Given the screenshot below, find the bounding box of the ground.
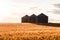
[0,23,60,40]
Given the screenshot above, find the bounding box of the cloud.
[53,4,60,14]
[53,10,60,14]
[48,9,60,14]
[54,4,60,8]
[29,7,41,10]
[48,4,60,14]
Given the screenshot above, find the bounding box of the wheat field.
[0,23,60,40]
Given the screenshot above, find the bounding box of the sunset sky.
[0,0,60,23]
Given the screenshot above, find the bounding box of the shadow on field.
[33,23,60,27]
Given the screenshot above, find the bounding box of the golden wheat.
[0,23,59,40]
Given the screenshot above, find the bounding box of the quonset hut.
[37,13,48,23]
[22,15,29,23]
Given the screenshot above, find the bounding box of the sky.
[0,0,60,23]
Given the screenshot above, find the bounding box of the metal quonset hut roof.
[37,13,48,23]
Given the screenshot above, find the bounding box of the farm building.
[37,13,48,23]
[29,14,37,23]
[22,15,30,23]
[21,13,48,23]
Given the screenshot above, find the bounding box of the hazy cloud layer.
[48,9,60,14]
[54,4,60,8]
[48,4,60,14]
[53,4,60,14]
[0,0,60,23]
